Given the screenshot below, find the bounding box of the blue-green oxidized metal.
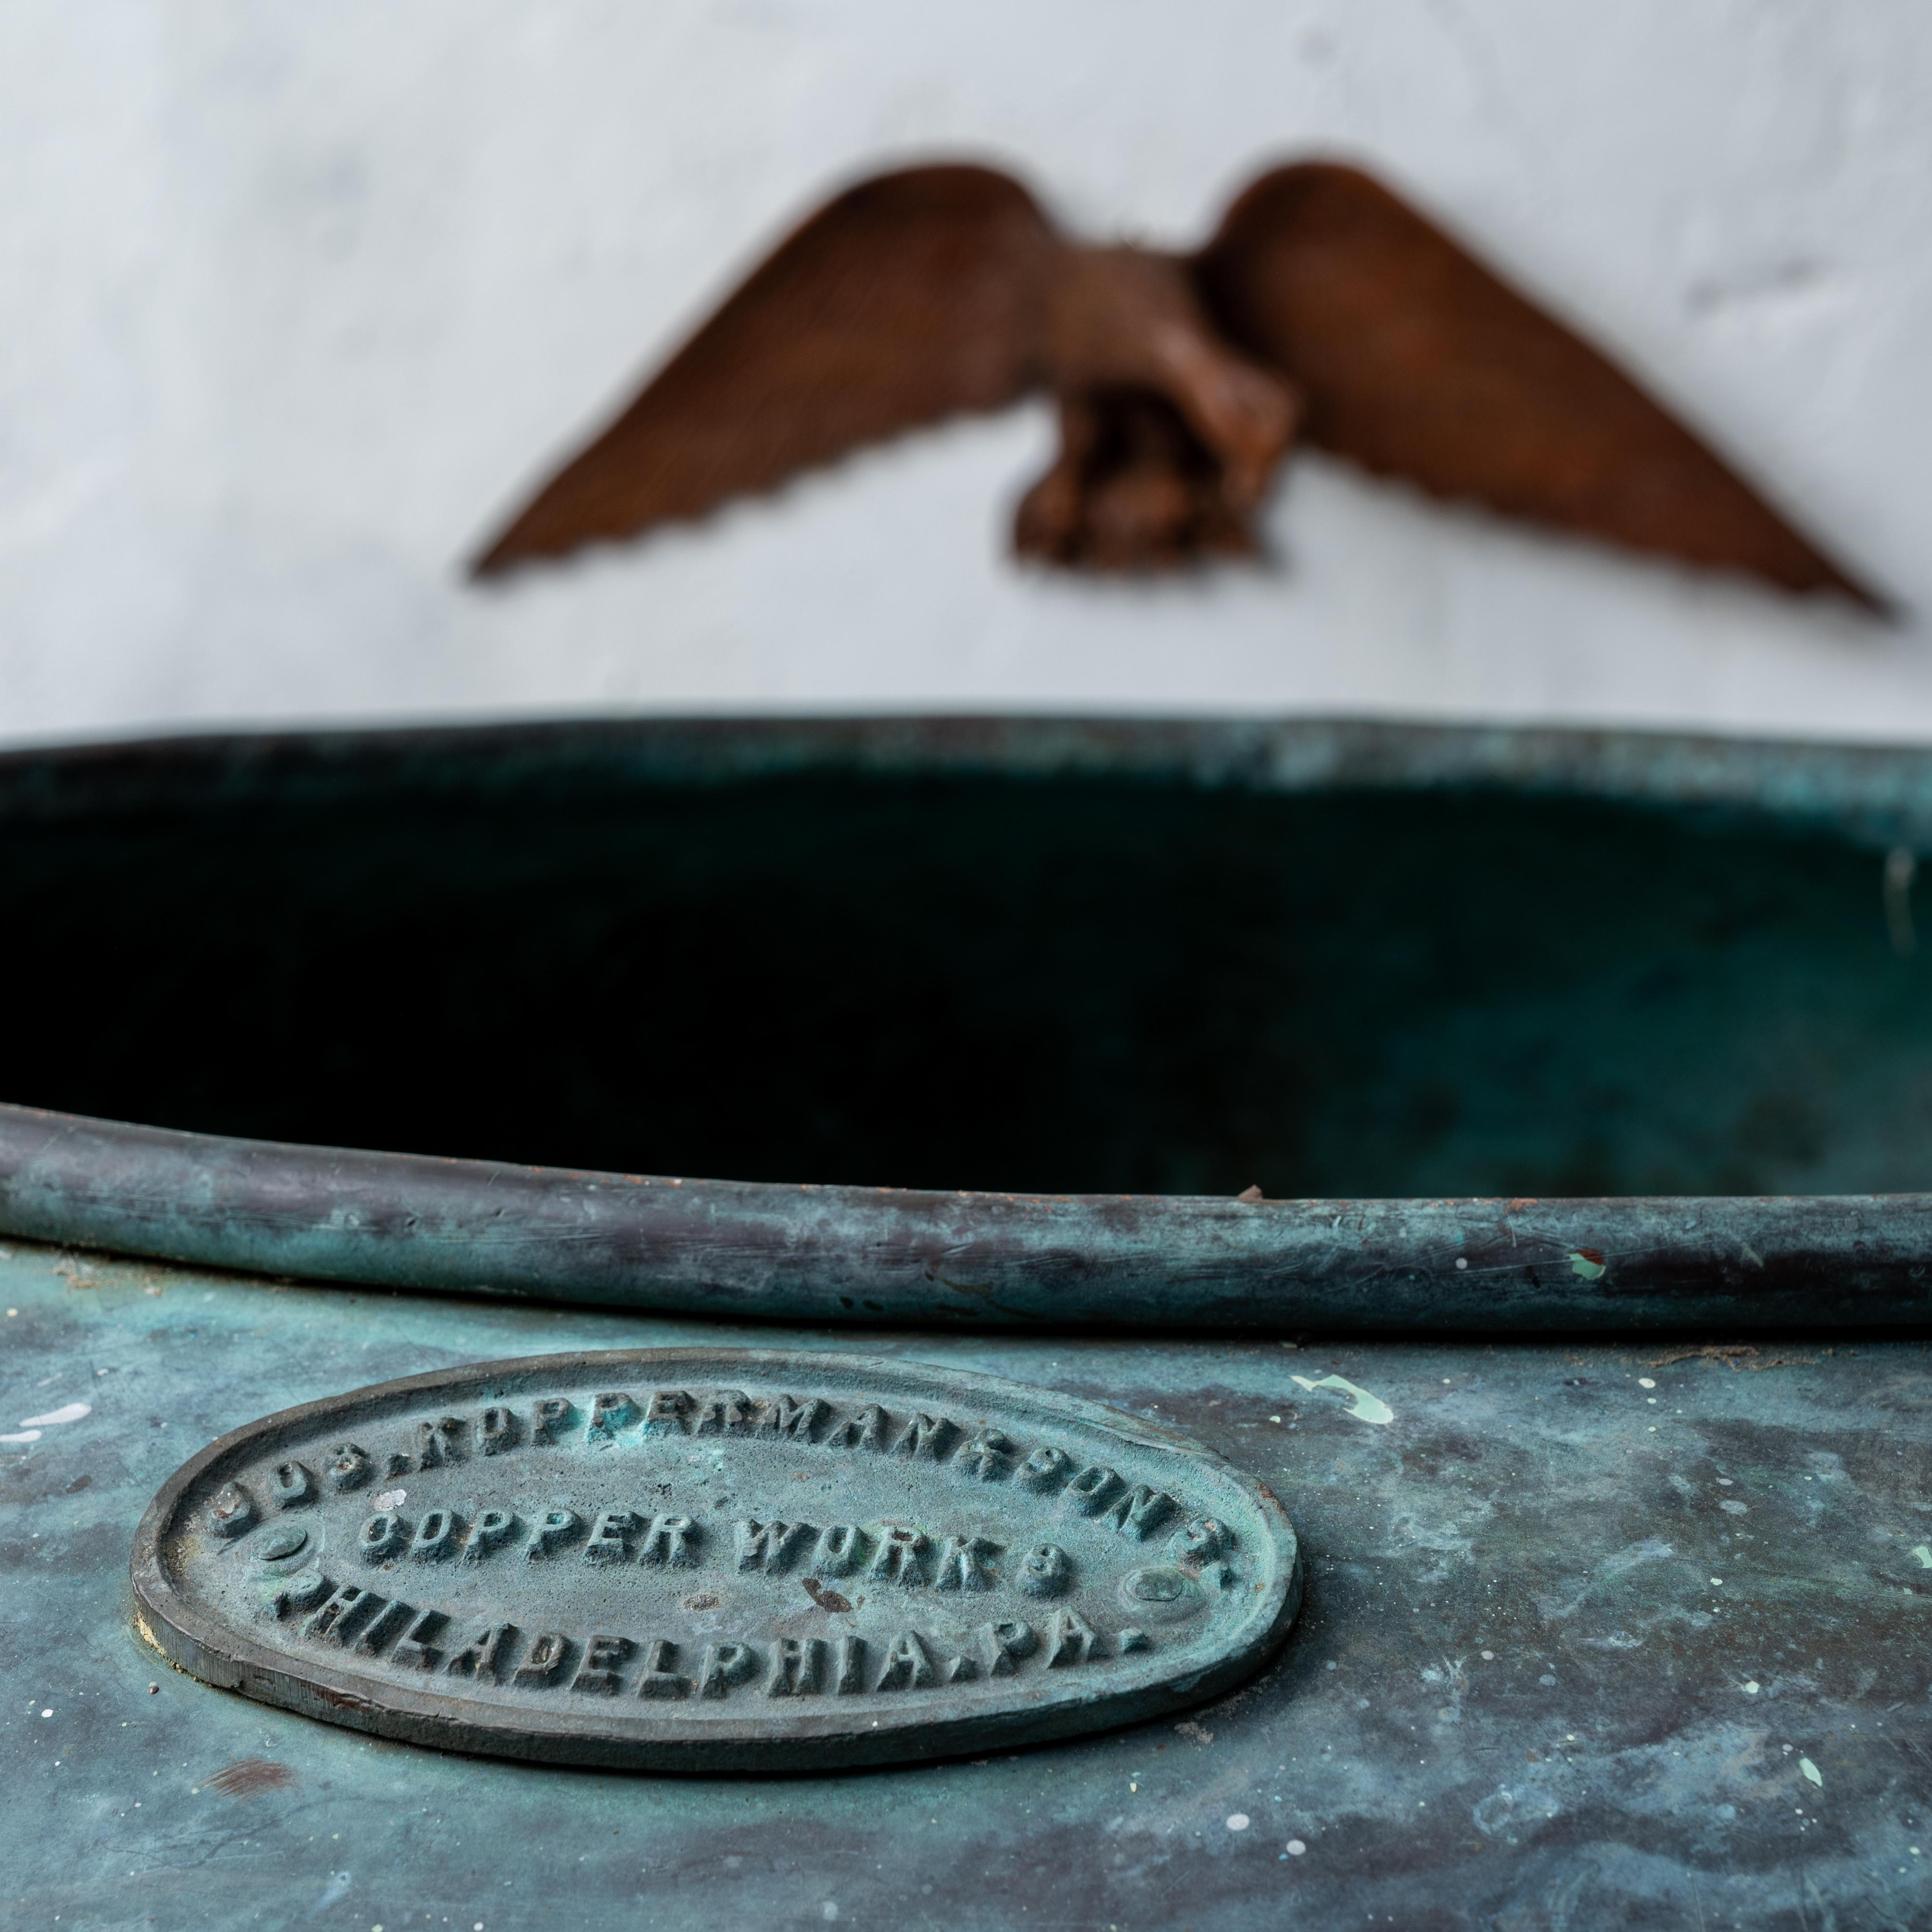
[6,1104,1932,1330]
[7,1244,1925,1929]
[3,713,1932,1330]
[0,710,1922,1927]
[133,1347,1300,1768]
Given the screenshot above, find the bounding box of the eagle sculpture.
[471,160,1870,603]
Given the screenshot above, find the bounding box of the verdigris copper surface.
[7,714,1932,1326]
[4,1245,1926,1928]
[8,1103,1932,1329]
[1,713,1924,1929]
[133,1348,1299,1767]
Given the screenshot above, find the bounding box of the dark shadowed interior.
[1,725,1925,1198]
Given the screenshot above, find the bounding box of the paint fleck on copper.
[205,1757,295,1798]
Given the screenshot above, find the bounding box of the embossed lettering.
[875,1629,935,1691]
[268,1461,316,1509]
[583,1509,639,1564]
[1044,1607,1101,1667]
[477,1407,520,1456]
[981,1615,1043,1677]
[269,1569,332,1618]
[571,1634,632,1695]
[513,1631,571,1687]
[735,1519,813,1575]
[1100,1485,1174,1540]
[304,1583,381,1644]
[832,1636,866,1693]
[1017,1542,1071,1598]
[587,1393,640,1443]
[445,1624,516,1682]
[636,1513,699,1568]
[523,1508,582,1560]
[324,1443,373,1491]
[956,1428,1017,1481]
[979,1619,1037,1676]
[814,1525,867,1576]
[868,1526,930,1587]
[757,1394,828,1442]
[354,1598,415,1655]
[765,1636,823,1696]
[532,1397,575,1443]
[1064,1465,1123,1516]
[697,1643,758,1697]
[935,1535,998,1592]
[643,1389,691,1434]
[207,1482,255,1538]
[463,1508,517,1562]
[408,1510,460,1563]
[413,1418,463,1468]
[893,1413,958,1462]
[161,1357,1273,1754]
[1169,1516,1233,1568]
[391,1608,446,1669]
[1017,1446,1073,1492]
[693,1390,753,1435]
[636,1638,688,1699]
[358,1511,407,1562]
[826,1404,889,1452]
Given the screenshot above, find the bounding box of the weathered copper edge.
[12,1102,1932,1333]
[6,712,1932,851]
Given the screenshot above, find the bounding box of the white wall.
[3,2,1929,748]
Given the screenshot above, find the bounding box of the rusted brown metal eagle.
[471,160,1870,602]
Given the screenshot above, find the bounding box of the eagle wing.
[472,165,1056,575]
[1193,162,1873,603]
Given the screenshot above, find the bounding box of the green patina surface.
[4,1242,1927,1930]
[4,716,1932,1327]
[1,716,1930,1923]
[4,714,1932,1202]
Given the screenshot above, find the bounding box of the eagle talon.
[1016,390,1268,571]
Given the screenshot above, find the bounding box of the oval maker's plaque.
[132,1349,1301,1769]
